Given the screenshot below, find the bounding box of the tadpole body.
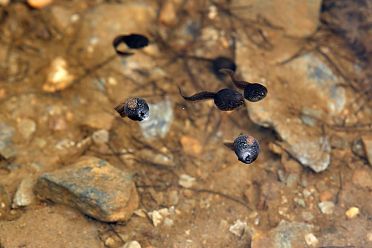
[220,69,267,102]
[211,56,237,79]
[113,34,149,56]
[225,134,260,164]
[114,97,150,121]
[179,87,244,111]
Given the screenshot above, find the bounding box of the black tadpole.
[112,34,149,56]
[219,69,267,102]
[224,134,260,164]
[179,87,244,111]
[211,56,237,79]
[114,97,150,121]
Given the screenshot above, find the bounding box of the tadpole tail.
[178,86,216,101]
[114,103,127,117]
[219,68,248,90]
[223,142,235,151]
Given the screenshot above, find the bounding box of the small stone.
[268,142,283,155]
[92,129,109,144]
[180,136,202,156]
[17,118,36,140]
[304,233,319,247]
[345,207,359,219]
[352,168,372,190]
[318,201,335,215]
[104,237,119,248]
[301,211,314,222]
[293,197,306,208]
[28,0,53,9]
[12,177,35,208]
[83,112,114,130]
[352,138,365,158]
[178,174,196,188]
[229,219,249,237]
[0,122,17,159]
[123,240,141,248]
[362,136,372,167]
[148,210,163,227]
[34,156,139,222]
[42,57,75,92]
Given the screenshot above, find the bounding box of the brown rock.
[159,0,178,26]
[83,112,114,130]
[352,168,372,190]
[34,156,139,222]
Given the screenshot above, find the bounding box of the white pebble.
[304,233,319,247]
[318,201,335,215]
[178,174,196,188]
[229,219,248,237]
[92,129,109,144]
[122,240,141,248]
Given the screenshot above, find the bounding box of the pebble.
[318,201,335,215]
[148,209,164,227]
[34,156,139,222]
[28,0,53,9]
[17,118,37,140]
[352,138,365,158]
[304,233,319,247]
[12,177,35,208]
[0,122,17,159]
[139,100,173,140]
[286,173,299,188]
[367,232,372,242]
[92,129,110,145]
[42,57,75,92]
[178,174,196,189]
[352,168,372,190]
[123,241,141,248]
[229,219,249,237]
[293,197,306,208]
[345,207,359,219]
[362,136,372,166]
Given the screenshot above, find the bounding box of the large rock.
[252,221,314,248]
[232,0,322,38]
[34,156,139,222]
[237,38,348,172]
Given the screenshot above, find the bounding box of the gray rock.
[238,51,348,172]
[34,156,139,222]
[139,99,173,140]
[0,122,17,159]
[318,201,335,215]
[12,177,36,208]
[252,220,313,248]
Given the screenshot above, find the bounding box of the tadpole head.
[233,135,260,164]
[115,97,150,121]
[211,56,237,80]
[244,83,267,102]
